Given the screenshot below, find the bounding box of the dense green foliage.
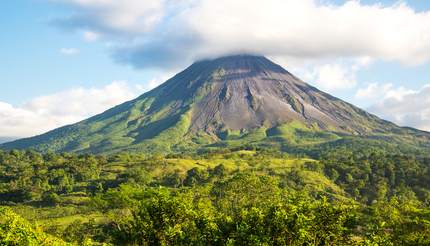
[0,207,67,245]
[0,148,430,245]
[320,149,430,204]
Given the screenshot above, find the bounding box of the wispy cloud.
[83,30,100,42]
[60,47,80,55]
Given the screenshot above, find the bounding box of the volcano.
[2,55,429,153]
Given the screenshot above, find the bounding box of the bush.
[0,207,66,245]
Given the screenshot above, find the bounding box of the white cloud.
[355,83,414,101]
[60,47,80,55]
[305,62,357,92]
[317,64,356,91]
[55,0,430,69]
[356,83,389,100]
[83,30,100,41]
[357,83,430,131]
[0,81,149,139]
[289,57,371,92]
[58,0,167,34]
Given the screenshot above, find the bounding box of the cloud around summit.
[56,0,430,70]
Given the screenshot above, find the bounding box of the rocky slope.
[2,55,428,153]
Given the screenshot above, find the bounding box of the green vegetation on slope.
[0,207,67,245]
[3,55,430,155]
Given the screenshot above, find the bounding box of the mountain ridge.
[2,55,429,153]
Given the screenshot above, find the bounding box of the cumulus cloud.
[355,83,414,101]
[314,63,357,91]
[285,57,371,92]
[356,83,430,131]
[0,81,149,139]
[60,47,80,55]
[55,0,168,34]
[54,0,430,71]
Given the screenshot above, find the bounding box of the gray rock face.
[2,55,426,153]
[149,55,396,135]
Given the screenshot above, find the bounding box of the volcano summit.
[2,55,429,153]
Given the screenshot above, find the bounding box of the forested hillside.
[1,147,430,245]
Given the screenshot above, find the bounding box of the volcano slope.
[2,55,429,153]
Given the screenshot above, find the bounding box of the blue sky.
[1,0,430,139]
[1,1,157,104]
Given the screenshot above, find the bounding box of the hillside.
[2,55,429,153]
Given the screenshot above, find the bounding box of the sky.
[1,0,430,141]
